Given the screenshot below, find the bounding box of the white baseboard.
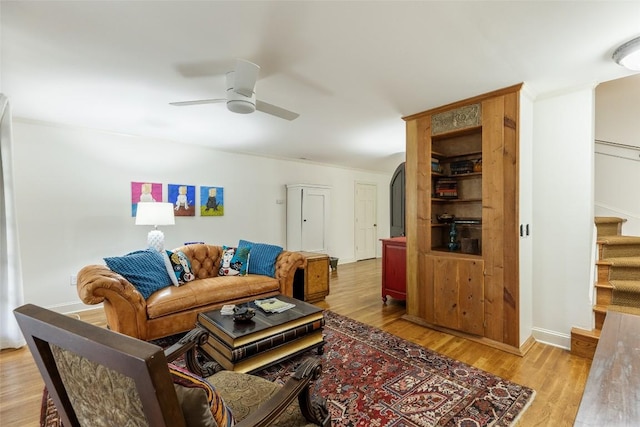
[532,327,571,350]
[46,301,102,315]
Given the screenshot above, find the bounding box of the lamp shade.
[613,36,640,71]
[135,202,175,227]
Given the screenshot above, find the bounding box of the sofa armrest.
[77,265,149,339]
[274,251,306,297]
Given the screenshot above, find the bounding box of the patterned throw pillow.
[247,243,283,278]
[219,246,240,276]
[104,249,171,299]
[169,363,236,427]
[166,250,195,285]
[230,240,253,276]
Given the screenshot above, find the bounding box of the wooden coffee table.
[197,295,325,373]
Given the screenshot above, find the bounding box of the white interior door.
[355,182,377,260]
[302,188,328,252]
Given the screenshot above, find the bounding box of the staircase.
[571,217,640,359]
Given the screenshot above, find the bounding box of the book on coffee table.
[205,316,324,362]
[197,295,325,373]
[255,297,296,313]
[201,330,324,372]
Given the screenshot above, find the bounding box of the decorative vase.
[448,222,460,251]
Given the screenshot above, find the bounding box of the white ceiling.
[2,1,639,172]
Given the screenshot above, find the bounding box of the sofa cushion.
[230,240,252,276]
[248,243,283,278]
[166,249,196,285]
[146,275,280,319]
[162,251,180,287]
[104,249,171,299]
[219,246,240,276]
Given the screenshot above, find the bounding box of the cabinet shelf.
[430,248,483,259]
[433,172,482,179]
[432,198,482,203]
[432,125,482,141]
[432,223,482,228]
[438,151,482,163]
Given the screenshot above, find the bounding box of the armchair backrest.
[14,304,186,427]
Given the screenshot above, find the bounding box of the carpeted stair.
[571,217,640,359]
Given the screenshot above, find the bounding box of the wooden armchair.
[14,304,330,427]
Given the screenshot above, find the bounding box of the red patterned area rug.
[256,311,535,426]
[41,311,535,426]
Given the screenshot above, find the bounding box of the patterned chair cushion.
[206,370,315,427]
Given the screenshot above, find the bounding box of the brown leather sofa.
[77,243,306,341]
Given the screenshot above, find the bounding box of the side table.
[293,252,330,302]
[381,237,406,302]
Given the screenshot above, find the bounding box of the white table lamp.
[135,202,175,252]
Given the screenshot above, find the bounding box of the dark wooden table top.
[574,310,640,426]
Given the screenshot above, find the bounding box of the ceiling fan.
[169,59,299,121]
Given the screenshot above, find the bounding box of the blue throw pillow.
[230,240,253,276]
[104,249,172,299]
[248,243,283,278]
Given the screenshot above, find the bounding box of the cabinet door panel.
[302,191,327,252]
[433,257,484,335]
[307,257,329,297]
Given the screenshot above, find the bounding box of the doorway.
[355,182,377,260]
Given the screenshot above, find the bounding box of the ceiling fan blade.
[256,100,300,121]
[233,59,260,97]
[169,98,226,107]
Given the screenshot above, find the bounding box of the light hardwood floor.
[0,258,591,426]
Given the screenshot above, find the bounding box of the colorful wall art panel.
[168,184,196,217]
[200,186,224,216]
[131,181,162,216]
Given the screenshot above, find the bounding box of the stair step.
[595,216,626,225]
[595,216,626,238]
[608,305,640,316]
[595,304,640,315]
[598,236,640,258]
[570,327,601,359]
[611,280,640,293]
[611,280,640,309]
[597,257,640,281]
[595,282,613,305]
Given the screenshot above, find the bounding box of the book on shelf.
[197,308,324,348]
[255,297,295,313]
[200,330,325,373]
[206,317,324,362]
[450,160,474,174]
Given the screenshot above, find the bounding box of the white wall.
[594,74,640,236]
[531,87,596,348]
[518,88,534,347]
[12,120,392,313]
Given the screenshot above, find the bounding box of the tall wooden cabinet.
[403,84,533,355]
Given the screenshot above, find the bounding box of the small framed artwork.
[131,182,162,216]
[168,184,196,217]
[200,186,224,216]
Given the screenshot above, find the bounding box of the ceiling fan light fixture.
[612,36,640,71]
[227,99,256,114]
